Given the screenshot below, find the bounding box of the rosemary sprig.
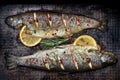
[40,38,69,47]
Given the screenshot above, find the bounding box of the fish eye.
[10,18,13,21]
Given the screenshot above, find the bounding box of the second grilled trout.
[6,11,102,38]
[6,45,117,72]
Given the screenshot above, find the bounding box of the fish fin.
[5,53,18,70]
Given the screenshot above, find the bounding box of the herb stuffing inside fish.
[5,11,102,38]
[5,45,117,72]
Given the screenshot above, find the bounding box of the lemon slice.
[73,35,97,47]
[19,25,42,47]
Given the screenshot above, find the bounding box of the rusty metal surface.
[0,5,120,80]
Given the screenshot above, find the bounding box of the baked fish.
[6,45,117,72]
[5,11,102,38]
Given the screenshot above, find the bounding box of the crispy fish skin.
[6,45,117,72]
[5,11,102,38]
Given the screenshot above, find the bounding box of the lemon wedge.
[19,25,42,47]
[73,35,97,47]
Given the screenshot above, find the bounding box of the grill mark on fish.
[45,63,50,70]
[86,57,92,69]
[62,14,67,28]
[62,14,71,37]
[47,13,52,27]
[84,52,93,69]
[74,52,82,70]
[88,62,92,69]
[33,12,39,27]
[71,54,78,70]
[57,56,64,70]
[70,47,78,70]
[76,16,80,25]
[42,56,50,70]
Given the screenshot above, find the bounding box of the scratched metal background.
[0,5,120,80]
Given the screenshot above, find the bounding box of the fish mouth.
[101,52,118,66]
[111,55,118,64]
[5,16,23,29]
[109,52,118,64]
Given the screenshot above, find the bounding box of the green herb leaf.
[40,38,69,47]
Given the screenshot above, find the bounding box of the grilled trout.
[6,45,117,72]
[5,11,102,38]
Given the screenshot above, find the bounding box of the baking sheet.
[0,5,120,80]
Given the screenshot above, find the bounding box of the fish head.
[101,51,117,65]
[5,15,23,29]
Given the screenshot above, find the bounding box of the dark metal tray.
[0,5,120,80]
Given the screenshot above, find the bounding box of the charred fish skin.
[5,11,101,38]
[6,45,117,72]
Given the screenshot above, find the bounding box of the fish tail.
[5,53,19,70]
